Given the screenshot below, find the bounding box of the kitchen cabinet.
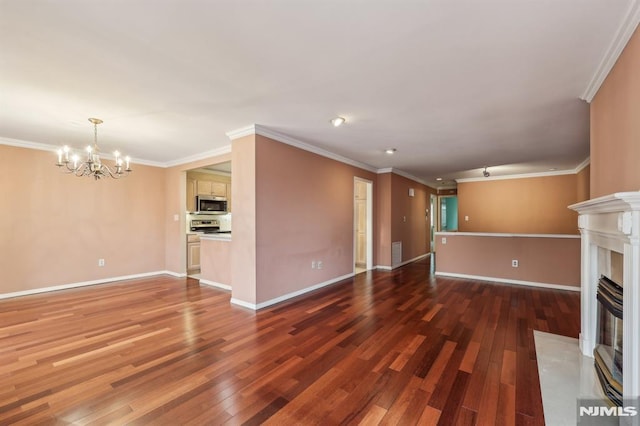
[187,234,201,273]
[197,180,227,197]
[226,183,232,213]
[186,177,197,212]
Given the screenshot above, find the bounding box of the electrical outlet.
[98,258,105,267]
[512,259,518,267]
[403,216,407,223]
[311,260,316,269]
[442,237,447,244]
[465,215,469,221]
[317,261,323,269]
[173,214,179,222]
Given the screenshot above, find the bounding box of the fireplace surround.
[570,192,640,424]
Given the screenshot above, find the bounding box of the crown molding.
[0,136,165,167]
[163,144,231,168]
[575,156,590,173]
[581,0,640,102]
[231,124,379,173]
[226,125,256,141]
[376,167,430,186]
[456,168,580,183]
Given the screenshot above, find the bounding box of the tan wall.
[389,173,433,263]
[252,135,377,304]
[457,174,580,234]
[590,26,640,197]
[376,173,392,267]
[0,145,166,295]
[435,234,580,288]
[576,165,590,203]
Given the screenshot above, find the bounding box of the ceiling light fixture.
[330,117,346,127]
[55,118,132,180]
[385,148,397,154]
[436,177,443,181]
[483,166,490,178]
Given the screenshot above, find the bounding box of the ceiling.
[1,1,637,186]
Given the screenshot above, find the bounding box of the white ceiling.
[1,0,637,186]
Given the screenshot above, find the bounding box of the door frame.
[354,177,373,271]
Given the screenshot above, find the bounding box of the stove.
[190,219,219,233]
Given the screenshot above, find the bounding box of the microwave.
[195,195,227,214]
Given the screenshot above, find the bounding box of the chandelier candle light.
[55,118,132,180]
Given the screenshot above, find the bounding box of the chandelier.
[55,118,132,180]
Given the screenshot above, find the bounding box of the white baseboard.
[376,252,430,271]
[434,271,580,292]
[199,279,231,291]
[0,271,181,300]
[230,272,355,311]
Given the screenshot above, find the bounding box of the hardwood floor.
[0,258,580,425]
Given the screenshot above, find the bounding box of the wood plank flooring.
[0,258,580,425]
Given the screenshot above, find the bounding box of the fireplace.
[570,192,640,425]
[595,274,623,406]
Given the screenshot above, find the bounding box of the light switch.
[464,215,469,221]
[442,237,447,244]
[173,214,179,222]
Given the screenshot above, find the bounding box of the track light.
[483,167,490,178]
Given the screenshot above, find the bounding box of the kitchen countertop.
[199,233,231,241]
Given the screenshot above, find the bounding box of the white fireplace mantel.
[570,192,640,423]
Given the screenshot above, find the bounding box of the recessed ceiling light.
[330,117,345,127]
[436,177,443,181]
[385,148,397,154]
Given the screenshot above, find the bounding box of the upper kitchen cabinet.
[186,163,232,212]
[197,180,227,197]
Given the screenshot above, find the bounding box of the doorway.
[430,194,437,252]
[354,178,373,274]
[439,195,458,231]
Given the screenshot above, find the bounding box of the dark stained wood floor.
[0,258,580,425]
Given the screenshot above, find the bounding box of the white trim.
[229,297,257,310]
[0,271,177,300]
[456,168,577,183]
[225,124,379,173]
[230,272,355,311]
[255,125,379,173]
[163,145,231,168]
[580,0,640,102]
[376,253,430,271]
[575,157,590,173]
[434,272,580,292]
[376,168,430,186]
[164,270,186,277]
[0,136,166,168]
[199,279,231,291]
[434,231,580,239]
[225,124,257,140]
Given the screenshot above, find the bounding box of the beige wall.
[376,173,392,267]
[435,234,580,288]
[0,145,167,295]
[590,26,640,197]
[457,174,581,234]
[230,135,257,304]
[576,165,590,203]
[241,135,377,304]
[200,239,231,286]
